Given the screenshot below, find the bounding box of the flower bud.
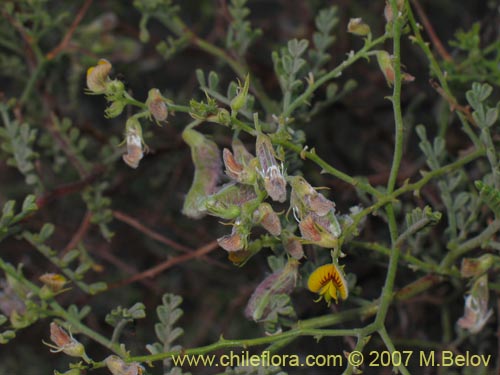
[253,202,281,236]
[245,259,299,321]
[208,108,231,126]
[376,51,395,86]
[347,18,371,36]
[122,118,144,169]
[146,88,168,123]
[105,100,126,118]
[256,133,287,202]
[105,355,144,375]
[86,59,112,94]
[230,74,250,112]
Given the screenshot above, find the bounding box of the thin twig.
[108,240,219,289]
[35,168,104,209]
[112,210,194,254]
[411,0,452,62]
[63,210,92,254]
[46,0,93,60]
[429,80,476,126]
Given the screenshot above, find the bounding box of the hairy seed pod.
[182,128,222,219]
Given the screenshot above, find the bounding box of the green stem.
[406,4,481,148]
[441,219,500,268]
[276,139,381,197]
[374,0,405,330]
[378,327,411,375]
[0,257,122,355]
[283,34,390,118]
[167,16,277,114]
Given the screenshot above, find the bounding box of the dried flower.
[105,355,143,375]
[122,118,144,169]
[245,259,299,321]
[307,263,348,305]
[347,18,371,36]
[461,254,496,278]
[230,74,250,112]
[223,138,257,184]
[218,221,247,252]
[299,212,340,248]
[256,133,287,202]
[457,275,493,334]
[146,88,168,123]
[86,59,112,94]
[45,323,89,362]
[223,148,244,180]
[289,176,334,219]
[253,202,281,236]
[384,0,405,23]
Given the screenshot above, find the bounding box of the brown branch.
[1,8,37,69]
[46,0,93,61]
[112,210,194,254]
[410,0,452,62]
[89,243,160,292]
[429,80,477,127]
[35,167,104,209]
[108,240,219,289]
[63,210,92,254]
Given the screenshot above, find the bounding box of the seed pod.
[181,128,222,219]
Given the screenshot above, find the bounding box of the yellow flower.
[307,263,348,305]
